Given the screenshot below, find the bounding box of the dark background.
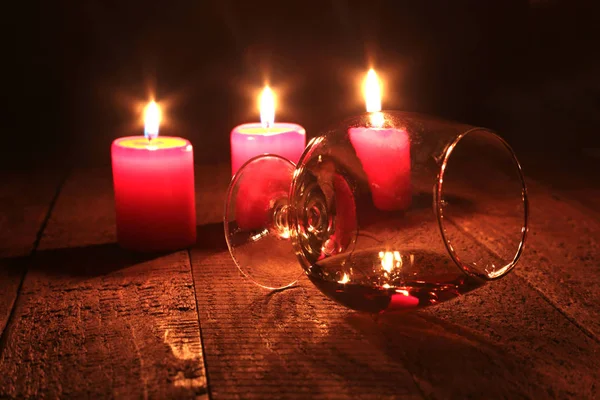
[5,0,600,169]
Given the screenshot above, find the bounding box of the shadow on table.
[331,311,552,398]
[0,221,227,278]
[195,222,227,251]
[23,243,175,277]
[192,252,554,399]
[0,256,29,277]
[411,191,477,212]
[238,281,551,398]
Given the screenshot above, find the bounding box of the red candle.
[112,101,196,252]
[230,86,306,175]
[349,69,411,211]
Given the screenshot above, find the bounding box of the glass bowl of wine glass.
[224,111,528,313]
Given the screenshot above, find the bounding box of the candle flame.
[364,69,384,127]
[144,101,161,140]
[259,86,275,128]
[379,250,403,273]
[364,69,382,113]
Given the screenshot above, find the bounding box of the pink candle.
[349,69,411,211]
[231,123,306,175]
[349,121,411,210]
[230,86,306,175]
[111,102,196,252]
[235,157,292,230]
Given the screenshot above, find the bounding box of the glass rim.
[434,127,530,281]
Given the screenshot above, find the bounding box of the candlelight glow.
[363,69,384,127]
[259,86,276,128]
[279,227,290,239]
[144,101,161,139]
[338,273,350,284]
[364,69,382,113]
[379,250,402,273]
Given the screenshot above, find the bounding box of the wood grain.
[0,170,63,257]
[516,179,600,340]
[517,155,600,339]
[190,163,599,399]
[192,251,424,400]
[452,176,600,341]
[0,170,64,337]
[194,164,230,227]
[191,247,600,399]
[0,162,597,399]
[521,152,600,215]
[0,168,207,399]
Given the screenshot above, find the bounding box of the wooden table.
[0,159,598,399]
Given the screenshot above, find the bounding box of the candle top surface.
[114,136,191,151]
[349,126,407,132]
[233,122,305,136]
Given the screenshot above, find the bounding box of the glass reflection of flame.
[337,273,350,284]
[379,251,402,273]
[279,227,290,239]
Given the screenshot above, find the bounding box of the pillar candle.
[230,86,306,175]
[111,102,196,252]
[230,122,305,175]
[349,69,412,211]
[349,120,411,210]
[231,86,306,231]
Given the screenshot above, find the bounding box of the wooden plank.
[191,165,419,399]
[0,168,207,399]
[520,154,600,339]
[192,252,424,400]
[0,170,64,257]
[520,152,600,215]
[194,164,230,226]
[0,258,27,340]
[0,170,64,336]
[431,146,600,341]
[519,155,600,338]
[191,164,599,399]
[451,175,600,341]
[517,179,600,340]
[426,273,599,398]
[192,248,599,399]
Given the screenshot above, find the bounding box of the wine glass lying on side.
[224,111,529,313]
